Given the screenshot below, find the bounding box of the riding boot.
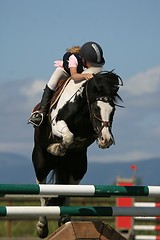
[28,85,54,127]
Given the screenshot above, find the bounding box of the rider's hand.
[84,74,93,80]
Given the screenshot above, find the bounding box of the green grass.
[0,197,115,238]
[1,196,160,238]
[0,219,58,237]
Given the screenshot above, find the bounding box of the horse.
[32,70,123,238]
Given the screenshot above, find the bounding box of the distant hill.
[0,152,160,185]
[0,152,36,184]
[81,158,160,186]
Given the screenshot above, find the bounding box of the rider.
[28,42,105,127]
[28,45,93,127]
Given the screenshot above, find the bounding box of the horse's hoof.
[58,215,71,227]
[47,143,66,156]
[36,218,49,239]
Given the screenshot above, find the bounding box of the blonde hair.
[66,46,81,54]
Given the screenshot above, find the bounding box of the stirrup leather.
[28,111,44,127]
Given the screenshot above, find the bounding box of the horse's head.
[84,71,123,149]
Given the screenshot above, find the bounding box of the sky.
[0,0,160,167]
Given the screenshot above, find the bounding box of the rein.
[92,113,111,135]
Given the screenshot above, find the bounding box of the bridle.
[90,97,113,136]
[85,82,113,136]
[87,94,116,145]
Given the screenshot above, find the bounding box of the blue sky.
[0,1,160,166]
[1,0,160,82]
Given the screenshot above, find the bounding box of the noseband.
[92,111,111,135]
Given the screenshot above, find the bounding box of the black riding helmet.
[80,41,105,66]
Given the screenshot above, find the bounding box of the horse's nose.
[99,139,113,149]
[98,132,115,149]
[106,138,114,148]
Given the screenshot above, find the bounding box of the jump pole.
[135,216,160,220]
[134,202,160,207]
[1,206,160,218]
[1,184,160,197]
[134,225,160,231]
[135,236,160,240]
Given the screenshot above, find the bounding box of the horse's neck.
[57,67,102,106]
[50,67,103,118]
[56,80,85,108]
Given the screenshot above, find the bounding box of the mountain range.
[0,152,159,186]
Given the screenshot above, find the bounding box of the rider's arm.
[69,55,93,81]
[70,67,93,81]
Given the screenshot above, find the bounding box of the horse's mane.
[85,70,123,105]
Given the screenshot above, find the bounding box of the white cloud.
[0,142,33,157]
[123,65,160,96]
[18,79,46,111]
[20,80,46,98]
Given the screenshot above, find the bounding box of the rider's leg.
[47,67,69,90]
[28,85,54,127]
[28,68,69,127]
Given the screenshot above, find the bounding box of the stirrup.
[28,111,44,127]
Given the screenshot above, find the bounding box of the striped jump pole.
[1,206,160,218]
[135,216,160,221]
[134,225,160,231]
[135,202,160,207]
[1,184,160,197]
[134,202,160,240]
[135,236,160,240]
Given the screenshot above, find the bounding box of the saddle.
[32,77,71,112]
[50,77,71,110]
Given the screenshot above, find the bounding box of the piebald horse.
[32,70,123,238]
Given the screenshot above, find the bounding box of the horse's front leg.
[47,120,74,156]
[36,178,49,239]
[58,176,81,226]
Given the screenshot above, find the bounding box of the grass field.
[0,197,115,238]
[0,196,160,239]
